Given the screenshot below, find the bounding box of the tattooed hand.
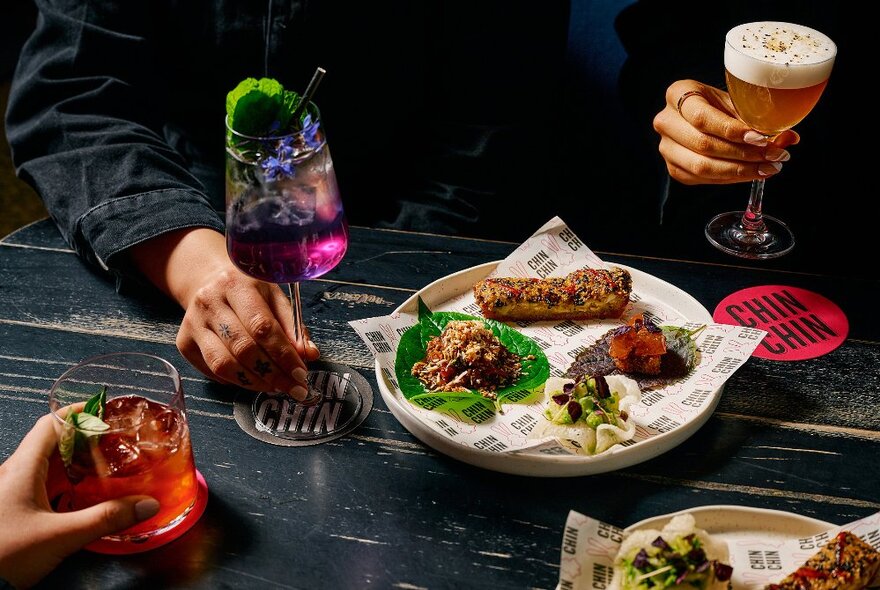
[128,228,321,400]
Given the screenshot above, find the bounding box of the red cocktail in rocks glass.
[49,353,200,545]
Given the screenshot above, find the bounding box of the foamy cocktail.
[706,21,836,259]
[725,22,836,137]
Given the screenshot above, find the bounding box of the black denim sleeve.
[4,0,224,278]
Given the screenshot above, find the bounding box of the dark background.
[2,1,860,276]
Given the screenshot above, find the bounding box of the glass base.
[705,211,795,259]
[83,470,208,554]
[252,366,363,441]
[235,361,373,446]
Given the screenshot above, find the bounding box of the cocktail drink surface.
[226,104,348,284]
[65,395,198,537]
[49,353,199,542]
[724,22,835,136]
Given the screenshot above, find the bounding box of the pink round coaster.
[713,285,848,361]
[84,470,209,555]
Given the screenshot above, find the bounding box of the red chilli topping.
[483,278,535,299]
[830,532,853,580]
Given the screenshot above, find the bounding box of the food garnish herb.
[59,386,109,467]
[226,76,323,180]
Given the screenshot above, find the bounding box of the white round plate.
[626,505,833,589]
[376,261,716,477]
[629,504,831,541]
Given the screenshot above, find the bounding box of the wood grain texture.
[1,220,877,590]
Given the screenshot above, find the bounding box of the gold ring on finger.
[676,90,704,115]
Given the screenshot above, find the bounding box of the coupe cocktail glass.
[49,353,199,543]
[225,100,347,412]
[705,21,836,259]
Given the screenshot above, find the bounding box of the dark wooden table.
[1,219,877,589]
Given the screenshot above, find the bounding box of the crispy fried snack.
[473,267,631,322]
[767,532,880,590]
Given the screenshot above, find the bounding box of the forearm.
[5,0,222,271]
[127,228,229,309]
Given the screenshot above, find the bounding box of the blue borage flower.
[257,117,322,180]
[302,114,321,149]
[259,135,296,181]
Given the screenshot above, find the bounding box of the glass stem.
[287,282,321,406]
[287,282,305,348]
[740,178,767,232]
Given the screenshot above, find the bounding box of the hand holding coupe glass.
[655,21,836,259]
[706,22,836,258]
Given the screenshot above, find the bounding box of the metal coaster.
[233,361,373,446]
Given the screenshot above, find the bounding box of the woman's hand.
[128,228,320,400]
[0,416,160,589]
[653,80,800,185]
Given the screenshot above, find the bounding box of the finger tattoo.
[254,358,272,378]
[237,371,252,386]
[219,323,231,339]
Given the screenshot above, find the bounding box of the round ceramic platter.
[629,504,831,541]
[627,505,833,589]
[375,261,715,477]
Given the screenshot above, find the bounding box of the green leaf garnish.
[226,77,301,136]
[74,412,111,434]
[82,385,106,419]
[59,413,77,467]
[659,325,704,377]
[394,297,549,413]
[58,387,110,467]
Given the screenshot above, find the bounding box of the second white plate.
[626,505,833,589]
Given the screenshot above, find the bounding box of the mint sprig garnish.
[82,385,106,419]
[59,386,110,467]
[226,77,300,136]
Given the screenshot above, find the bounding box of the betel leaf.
[394,298,550,411]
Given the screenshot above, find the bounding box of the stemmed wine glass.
[225,99,348,408]
[705,21,836,259]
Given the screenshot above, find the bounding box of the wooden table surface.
[1,219,877,589]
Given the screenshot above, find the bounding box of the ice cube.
[98,433,147,477]
[104,396,148,430]
[137,407,184,462]
[279,186,316,225]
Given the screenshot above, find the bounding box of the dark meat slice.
[566,323,693,390]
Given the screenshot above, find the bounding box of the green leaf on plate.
[394,297,549,412]
[659,325,705,377]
